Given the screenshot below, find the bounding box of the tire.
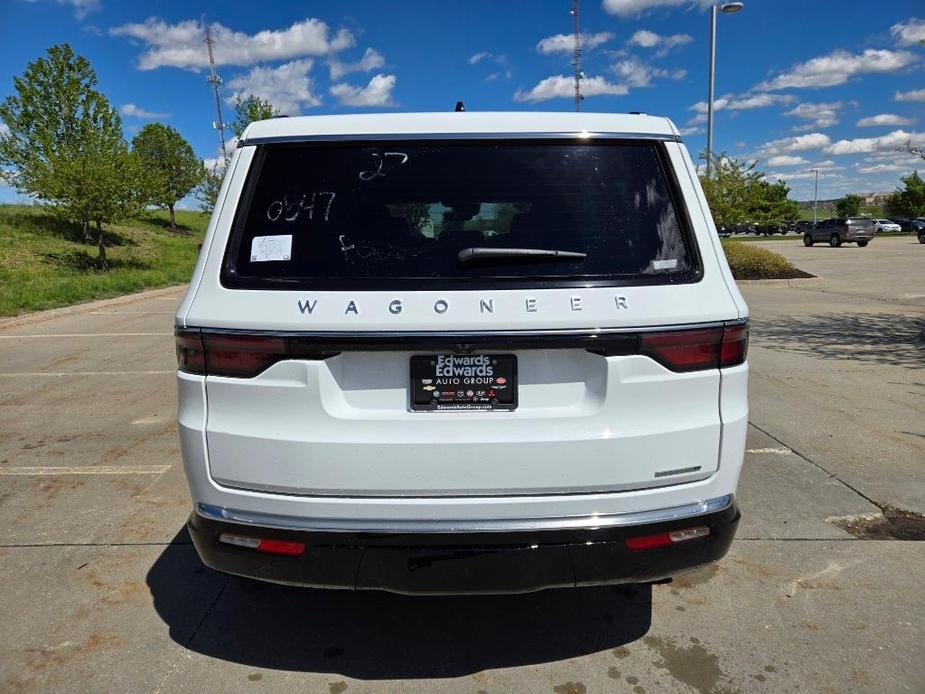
[919,232,925,244]
[857,240,869,247]
[829,234,841,248]
[803,234,814,247]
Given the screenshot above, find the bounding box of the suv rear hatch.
[189,138,743,497]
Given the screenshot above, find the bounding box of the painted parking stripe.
[0,371,174,377]
[745,447,793,455]
[0,465,171,476]
[0,332,172,338]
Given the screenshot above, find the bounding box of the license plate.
[410,354,517,412]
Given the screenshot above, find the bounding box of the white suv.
[176,112,748,594]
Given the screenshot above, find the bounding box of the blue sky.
[1,0,923,204]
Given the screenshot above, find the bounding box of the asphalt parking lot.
[1,235,922,693]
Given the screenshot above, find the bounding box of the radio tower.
[204,26,228,161]
[570,0,583,111]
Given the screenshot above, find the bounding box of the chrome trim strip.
[196,494,733,534]
[177,319,747,339]
[238,131,681,147]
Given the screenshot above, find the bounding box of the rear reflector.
[219,533,305,556]
[625,525,710,551]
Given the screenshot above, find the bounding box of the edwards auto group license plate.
[410,354,517,412]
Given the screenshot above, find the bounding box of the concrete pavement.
[0,236,923,692]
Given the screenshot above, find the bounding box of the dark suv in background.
[803,218,874,247]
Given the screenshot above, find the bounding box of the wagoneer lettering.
[178,111,748,594]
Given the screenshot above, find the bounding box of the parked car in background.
[892,217,917,232]
[803,217,874,247]
[871,219,900,234]
[795,220,816,235]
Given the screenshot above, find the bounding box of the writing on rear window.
[224,141,699,289]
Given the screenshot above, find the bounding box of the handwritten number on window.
[359,152,409,181]
[267,192,336,223]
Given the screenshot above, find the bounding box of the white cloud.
[755,49,918,90]
[890,18,925,46]
[227,59,321,114]
[895,88,925,102]
[767,170,843,181]
[468,52,511,80]
[611,56,684,87]
[469,52,490,65]
[758,133,831,156]
[119,103,170,119]
[330,74,397,107]
[536,32,613,54]
[856,113,915,127]
[111,17,354,70]
[679,125,703,136]
[57,0,100,20]
[602,0,712,17]
[856,162,907,174]
[767,155,809,167]
[689,92,795,116]
[627,29,692,56]
[825,129,925,155]
[327,48,385,80]
[513,75,628,102]
[784,101,842,131]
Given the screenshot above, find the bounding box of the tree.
[230,95,279,139]
[885,171,925,218]
[0,44,141,266]
[700,153,801,231]
[133,123,203,230]
[835,193,862,218]
[195,160,226,214]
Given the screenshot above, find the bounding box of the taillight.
[176,330,205,375]
[639,324,748,372]
[640,327,722,371]
[201,334,287,378]
[720,324,748,367]
[175,330,286,378]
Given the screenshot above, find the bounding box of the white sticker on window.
[250,235,292,262]
[653,259,678,270]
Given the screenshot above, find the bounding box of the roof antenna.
[455,101,466,112]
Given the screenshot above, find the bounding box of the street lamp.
[810,169,820,224]
[705,2,744,178]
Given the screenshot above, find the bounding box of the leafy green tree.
[195,160,226,214]
[885,171,925,218]
[700,153,801,231]
[230,95,279,139]
[132,123,203,230]
[835,193,862,218]
[0,44,141,266]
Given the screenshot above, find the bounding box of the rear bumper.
[187,498,739,595]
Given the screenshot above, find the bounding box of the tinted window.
[223,140,698,289]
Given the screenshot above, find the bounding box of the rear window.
[222,140,700,290]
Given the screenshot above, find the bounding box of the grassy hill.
[0,204,207,316]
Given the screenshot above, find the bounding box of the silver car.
[803,218,874,247]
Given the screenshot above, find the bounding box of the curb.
[0,285,187,331]
[735,277,823,287]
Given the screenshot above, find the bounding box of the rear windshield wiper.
[458,247,587,265]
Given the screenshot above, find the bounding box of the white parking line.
[0,371,174,377]
[0,332,172,338]
[0,465,171,476]
[745,447,794,455]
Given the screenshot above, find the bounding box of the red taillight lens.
[176,330,206,375]
[201,334,288,378]
[176,330,287,378]
[625,526,710,551]
[639,324,748,372]
[640,327,722,372]
[720,324,748,367]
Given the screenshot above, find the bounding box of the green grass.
[0,204,208,316]
[721,239,812,280]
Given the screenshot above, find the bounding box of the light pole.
[810,169,820,224]
[705,2,744,178]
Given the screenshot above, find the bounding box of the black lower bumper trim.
[187,503,739,595]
